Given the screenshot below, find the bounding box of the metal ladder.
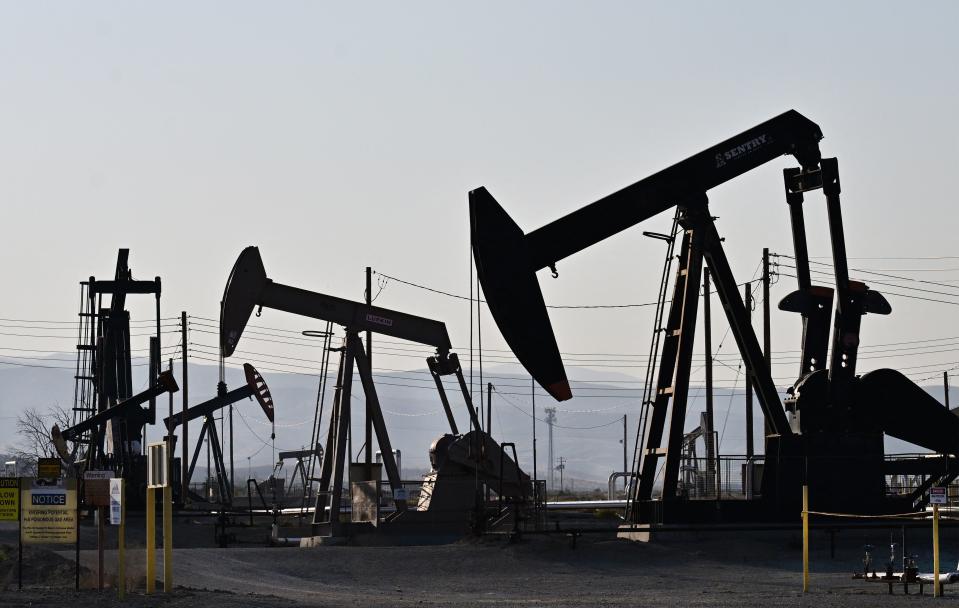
[71,280,98,459]
[626,218,680,522]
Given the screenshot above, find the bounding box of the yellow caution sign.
[0,478,18,521]
[20,478,77,544]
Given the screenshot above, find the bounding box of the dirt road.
[4,528,958,606]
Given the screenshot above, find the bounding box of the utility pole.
[556,456,566,494]
[477,282,484,433]
[229,404,234,496]
[945,371,951,409]
[154,286,162,453]
[487,382,493,437]
[180,311,189,503]
[532,378,537,489]
[485,382,494,504]
[148,337,159,453]
[206,419,211,495]
[704,267,716,495]
[762,248,773,435]
[221,407,227,495]
[544,407,557,493]
[365,267,373,475]
[622,415,627,492]
[167,359,174,498]
[744,283,754,459]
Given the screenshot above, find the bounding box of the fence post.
[118,479,125,600]
[802,485,809,593]
[146,486,155,594]
[163,484,173,592]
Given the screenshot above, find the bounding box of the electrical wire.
[491,387,626,429]
[373,271,761,310]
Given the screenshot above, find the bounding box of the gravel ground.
[4,522,959,606]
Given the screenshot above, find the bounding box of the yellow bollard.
[118,479,126,601]
[146,486,155,594]
[934,503,941,598]
[163,485,173,592]
[802,485,809,593]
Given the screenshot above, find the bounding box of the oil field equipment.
[270,445,324,504]
[53,249,179,506]
[220,246,532,542]
[470,110,959,532]
[164,362,275,506]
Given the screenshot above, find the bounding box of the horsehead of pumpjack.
[244,362,274,423]
[220,245,269,359]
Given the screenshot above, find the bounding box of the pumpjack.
[220,246,531,543]
[163,362,276,506]
[470,110,959,532]
[52,249,179,507]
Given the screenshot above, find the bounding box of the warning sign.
[37,458,60,480]
[20,478,77,544]
[109,478,123,525]
[930,486,948,505]
[0,478,18,521]
[84,470,114,507]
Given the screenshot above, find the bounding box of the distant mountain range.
[1,355,953,489]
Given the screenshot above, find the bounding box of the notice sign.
[0,478,18,521]
[930,486,948,505]
[20,478,77,544]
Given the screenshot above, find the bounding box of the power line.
[805,255,959,262]
[0,360,75,370]
[373,271,761,310]
[0,316,179,325]
[13,309,958,365]
[778,263,959,299]
[491,387,626,429]
[778,272,959,308]
[0,357,179,371]
[189,336,959,387]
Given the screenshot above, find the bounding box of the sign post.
[146,490,156,593]
[110,478,125,600]
[84,470,113,591]
[930,486,946,597]
[146,442,169,594]
[18,479,22,591]
[802,485,809,593]
[163,483,173,592]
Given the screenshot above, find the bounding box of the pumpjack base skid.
[624,434,959,534]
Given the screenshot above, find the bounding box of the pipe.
[608,472,637,500]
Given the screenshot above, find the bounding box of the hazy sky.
[3,2,959,407]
